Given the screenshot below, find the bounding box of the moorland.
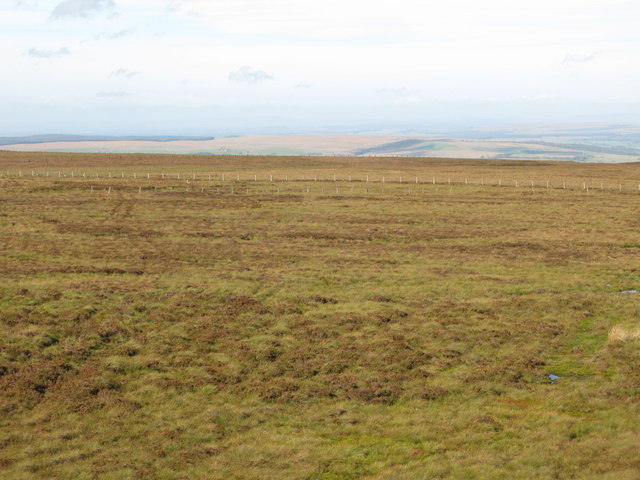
[0,151,639,479]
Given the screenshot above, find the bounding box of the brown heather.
[0,151,639,479]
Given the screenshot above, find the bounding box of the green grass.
[0,152,639,478]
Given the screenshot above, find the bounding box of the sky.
[2,0,640,136]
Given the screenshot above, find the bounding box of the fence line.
[3,170,640,194]
[81,184,640,197]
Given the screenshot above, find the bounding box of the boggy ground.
[0,152,639,479]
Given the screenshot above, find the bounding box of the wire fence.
[3,170,640,195]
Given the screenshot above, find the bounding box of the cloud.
[486,94,553,103]
[164,0,183,13]
[393,95,423,105]
[562,51,599,66]
[296,82,312,89]
[377,87,411,95]
[26,47,70,58]
[108,29,132,39]
[96,91,129,97]
[92,29,133,41]
[229,66,274,84]
[51,0,115,19]
[110,68,139,79]
[15,0,40,8]
[376,87,422,104]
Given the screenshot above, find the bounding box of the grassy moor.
[1,151,640,479]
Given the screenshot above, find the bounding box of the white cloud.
[110,68,139,79]
[229,66,274,84]
[51,0,115,19]
[107,28,132,39]
[562,51,600,66]
[26,46,70,58]
[15,0,40,8]
[393,95,423,105]
[96,90,129,96]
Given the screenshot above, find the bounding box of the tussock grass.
[0,152,639,479]
[608,325,640,343]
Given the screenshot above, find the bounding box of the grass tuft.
[608,325,640,343]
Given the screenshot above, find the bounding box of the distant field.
[3,133,640,162]
[1,151,639,479]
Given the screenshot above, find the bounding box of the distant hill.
[0,135,214,146]
[2,128,640,163]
